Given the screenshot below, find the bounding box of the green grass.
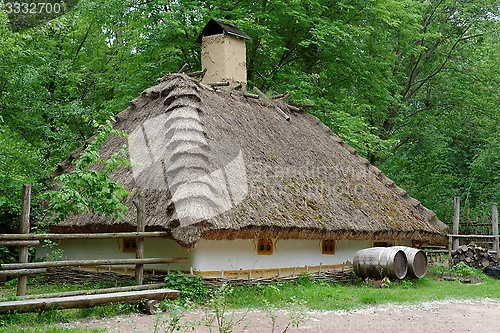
[227,265,500,310]
[228,275,500,310]
[1,264,499,332]
[0,276,139,332]
[0,275,132,301]
[0,301,141,332]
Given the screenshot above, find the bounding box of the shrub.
[164,270,208,303]
[451,262,477,277]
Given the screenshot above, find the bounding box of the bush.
[451,262,478,277]
[164,270,208,303]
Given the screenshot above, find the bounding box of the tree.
[43,119,129,224]
[0,0,498,228]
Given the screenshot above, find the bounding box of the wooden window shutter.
[322,240,336,255]
[257,239,273,255]
[123,238,136,253]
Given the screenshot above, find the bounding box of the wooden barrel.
[353,247,407,280]
[393,246,428,278]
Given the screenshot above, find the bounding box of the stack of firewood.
[451,243,499,268]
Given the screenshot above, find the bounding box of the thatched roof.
[52,74,447,246]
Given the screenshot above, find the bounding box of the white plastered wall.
[201,34,247,88]
[35,238,193,271]
[36,237,413,272]
[190,239,372,271]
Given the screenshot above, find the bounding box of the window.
[322,240,336,255]
[123,238,136,253]
[257,239,273,255]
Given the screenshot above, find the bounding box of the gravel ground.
[62,298,500,333]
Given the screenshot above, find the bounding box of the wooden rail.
[448,234,498,239]
[0,258,187,271]
[1,186,187,297]
[16,283,165,300]
[0,240,39,246]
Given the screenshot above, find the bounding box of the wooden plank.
[453,196,460,250]
[0,231,168,240]
[0,257,187,270]
[17,283,165,300]
[0,288,179,314]
[17,184,31,296]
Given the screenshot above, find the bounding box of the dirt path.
[62,298,500,332]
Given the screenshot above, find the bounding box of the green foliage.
[470,132,500,212]
[0,124,46,228]
[0,246,17,264]
[426,262,449,277]
[42,119,129,223]
[163,270,208,303]
[451,262,479,277]
[0,0,499,232]
[295,273,313,286]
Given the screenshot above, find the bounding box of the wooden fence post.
[17,184,31,296]
[492,203,499,253]
[453,196,460,250]
[134,195,145,285]
[448,235,453,267]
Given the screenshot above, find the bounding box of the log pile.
[451,243,499,268]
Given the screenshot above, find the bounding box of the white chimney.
[197,19,251,89]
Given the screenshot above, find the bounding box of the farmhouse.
[38,19,447,275]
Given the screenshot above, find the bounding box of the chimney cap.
[196,18,251,43]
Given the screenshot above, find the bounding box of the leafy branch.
[43,118,130,224]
